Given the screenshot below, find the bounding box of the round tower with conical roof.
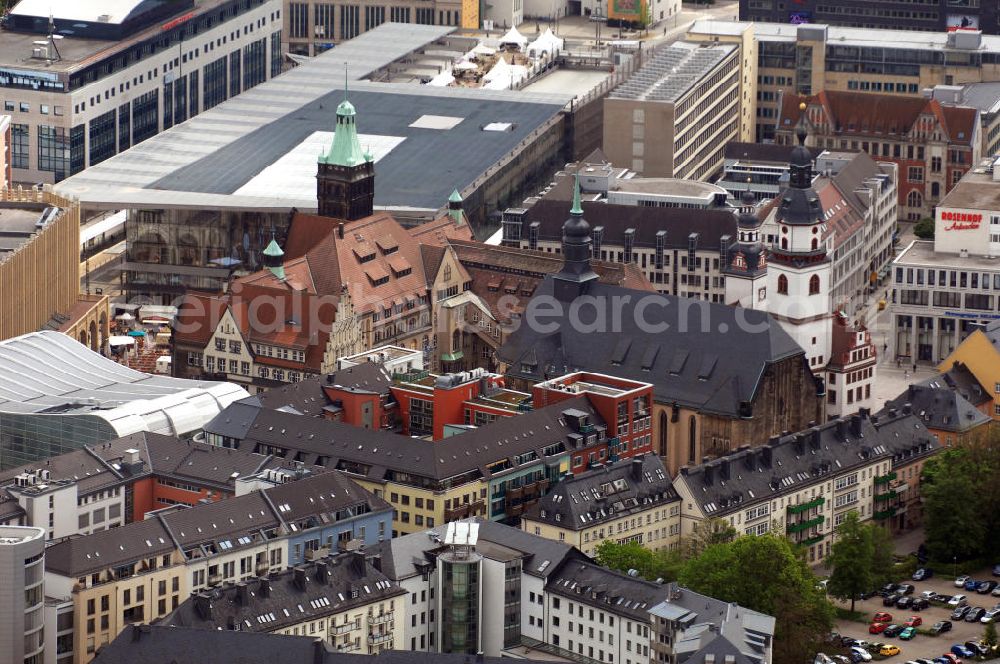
[723,189,769,308]
[262,234,285,281]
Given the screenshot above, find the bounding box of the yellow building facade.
[939,330,1000,421]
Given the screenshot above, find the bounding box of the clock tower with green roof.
[316,83,375,221]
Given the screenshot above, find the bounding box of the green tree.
[984,620,997,652]
[921,450,987,561]
[594,541,685,583]
[827,512,873,613]
[869,523,894,588]
[679,534,834,664]
[913,218,935,239]
[684,517,738,558]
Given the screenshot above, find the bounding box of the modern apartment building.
[891,163,1000,364]
[43,469,391,664]
[0,526,45,664]
[372,519,775,664]
[738,0,1000,34]
[604,41,746,180]
[164,553,406,654]
[521,454,680,557]
[284,0,469,55]
[1,0,283,184]
[672,408,938,564]
[775,91,978,221]
[687,21,1000,143]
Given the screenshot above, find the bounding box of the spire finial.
[570,174,583,216]
[344,63,349,102]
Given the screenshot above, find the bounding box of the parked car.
[880,645,901,657]
[920,590,937,600]
[951,606,971,621]
[867,643,886,653]
[885,594,903,607]
[897,597,915,610]
[883,583,901,596]
[851,647,873,663]
[955,575,971,588]
[904,616,922,627]
[915,659,936,664]
[870,622,889,634]
[964,579,979,592]
[834,656,852,664]
[912,598,930,612]
[841,636,860,648]
[992,563,1000,577]
[932,658,951,664]
[930,621,953,635]
[964,642,989,657]
[934,593,953,603]
[950,645,975,659]
[897,584,915,595]
[874,612,894,623]
[981,607,1000,623]
[964,607,985,622]
[992,585,1000,598]
[940,654,962,664]
[885,625,904,638]
[899,627,917,641]
[948,595,968,607]
[860,589,878,600]
[913,568,933,581]
[976,580,997,594]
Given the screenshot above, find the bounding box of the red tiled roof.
[779,90,977,145]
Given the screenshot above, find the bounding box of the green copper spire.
[319,65,367,167]
[262,236,285,281]
[448,189,463,204]
[447,188,464,225]
[570,173,583,215]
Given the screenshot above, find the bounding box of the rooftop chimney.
[236,581,250,605]
[719,458,731,481]
[631,456,643,480]
[703,463,715,486]
[850,414,863,437]
[293,567,308,591]
[194,593,213,621]
[258,577,271,597]
[902,402,912,415]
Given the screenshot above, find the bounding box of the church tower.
[553,175,598,302]
[723,189,769,309]
[764,109,833,371]
[316,81,374,221]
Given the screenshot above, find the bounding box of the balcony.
[873,472,898,485]
[369,612,394,626]
[873,491,895,502]
[787,515,824,534]
[801,534,825,547]
[255,563,269,576]
[335,643,360,653]
[335,621,360,635]
[874,506,897,520]
[787,496,825,514]
[368,633,393,646]
[207,573,222,586]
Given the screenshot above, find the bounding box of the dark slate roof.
[546,559,671,621]
[204,395,605,483]
[255,378,336,416]
[675,411,937,518]
[920,362,991,408]
[371,517,582,581]
[882,384,991,433]
[163,552,405,632]
[515,198,737,249]
[45,470,390,577]
[324,362,395,395]
[522,454,677,531]
[94,626,565,664]
[724,142,824,164]
[150,87,566,212]
[497,278,808,415]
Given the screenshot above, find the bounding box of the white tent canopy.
[108,336,136,346]
[498,26,527,49]
[527,28,563,57]
[454,60,478,71]
[427,71,455,87]
[483,58,528,89]
[472,43,496,57]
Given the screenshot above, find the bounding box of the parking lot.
[832,569,999,662]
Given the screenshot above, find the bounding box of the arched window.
[809,274,820,295]
[907,189,923,210]
[658,412,669,457]
[688,415,697,464]
[777,274,788,294]
[811,237,819,250]
[780,237,788,250]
